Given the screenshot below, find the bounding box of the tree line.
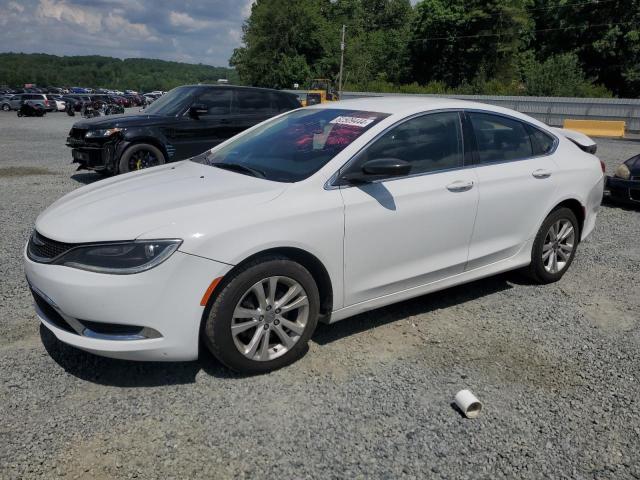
[231,0,640,98]
[0,53,239,92]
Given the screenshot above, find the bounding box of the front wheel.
[118,143,166,174]
[525,207,579,284]
[203,256,320,373]
[1,104,9,112]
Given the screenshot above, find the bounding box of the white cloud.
[37,0,101,32]
[7,1,24,12]
[169,11,212,31]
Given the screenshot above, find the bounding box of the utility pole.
[338,24,346,100]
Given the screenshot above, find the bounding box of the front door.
[340,111,479,306]
[166,88,235,160]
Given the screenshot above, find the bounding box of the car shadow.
[312,273,515,346]
[40,273,519,386]
[71,172,104,185]
[39,324,235,387]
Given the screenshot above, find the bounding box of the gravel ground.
[0,110,639,480]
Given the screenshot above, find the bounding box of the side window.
[527,125,555,156]
[196,89,232,115]
[357,111,464,176]
[469,112,533,163]
[234,90,273,115]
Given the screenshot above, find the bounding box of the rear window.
[234,90,273,115]
[527,125,556,156]
[196,108,390,182]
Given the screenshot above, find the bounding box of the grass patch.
[0,166,55,177]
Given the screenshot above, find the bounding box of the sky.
[0,0,255,66]
[0,1,421,67]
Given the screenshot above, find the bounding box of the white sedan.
[24,97,604,373]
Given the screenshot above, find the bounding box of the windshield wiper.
[211,162,266,179]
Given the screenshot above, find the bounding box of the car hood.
[35,161,287,244]
[72,113,171,129]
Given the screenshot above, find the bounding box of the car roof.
[183,84,295,95]
[306,96,552,129]
[307,96,503,116]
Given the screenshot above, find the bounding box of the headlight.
[85,128,122,138]
[55,239,182,274]
[614,163,631,180]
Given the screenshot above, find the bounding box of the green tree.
[0,53,238,91]
[409,0,533,87]
[530,0,640,97]
[230,0,333,88]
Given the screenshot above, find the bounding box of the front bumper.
[25,249,232,361]
[605,175,640,204]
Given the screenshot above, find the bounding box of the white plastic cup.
[454,389,482,418]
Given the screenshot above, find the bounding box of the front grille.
[28,231,75,262]
[30,288,76,333]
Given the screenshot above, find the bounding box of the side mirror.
[341,158,411,184]
[189,103,209,119]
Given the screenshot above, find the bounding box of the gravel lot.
[1,110,639,480]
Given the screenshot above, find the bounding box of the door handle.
[220,119,231,124]
[446,180,474,192]
[532,169,552,179]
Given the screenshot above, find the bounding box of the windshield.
[194,108,389,182]
[144,86,200,116]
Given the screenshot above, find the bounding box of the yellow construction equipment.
[563,119,625,138]
[297,78,339,107]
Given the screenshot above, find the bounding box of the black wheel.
[118,143,165,174]
[525,207,579,284]
[17,111,22,117]
[1,104,9,112]
[203,256,320,374]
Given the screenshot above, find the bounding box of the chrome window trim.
[325,108,560,190]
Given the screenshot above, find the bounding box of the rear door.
[465,111,558,269]
[166,87,234,159]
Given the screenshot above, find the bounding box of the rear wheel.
[525,207,579,284]
[203,256,320,373]
[118,143,165,174]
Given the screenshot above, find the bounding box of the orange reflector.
[200,277,223,306]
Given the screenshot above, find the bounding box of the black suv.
[66,85,301,175]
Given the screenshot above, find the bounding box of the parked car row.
[0,92,150,113]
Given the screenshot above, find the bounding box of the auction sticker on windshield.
[329,116,376,128]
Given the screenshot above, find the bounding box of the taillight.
[600,160,606,174]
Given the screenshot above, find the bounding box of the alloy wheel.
[231,276,309,362]
[129,149,160,170]
[542,219,575,274]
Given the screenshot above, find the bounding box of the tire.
[525,207,579,284]
[203,256,320,374]
[17,111,22,117]
[118,143,165,174]
[1,104,9,112]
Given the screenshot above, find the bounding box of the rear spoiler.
[550,127,597,154]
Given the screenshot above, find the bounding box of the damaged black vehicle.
[67,85,301,175]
